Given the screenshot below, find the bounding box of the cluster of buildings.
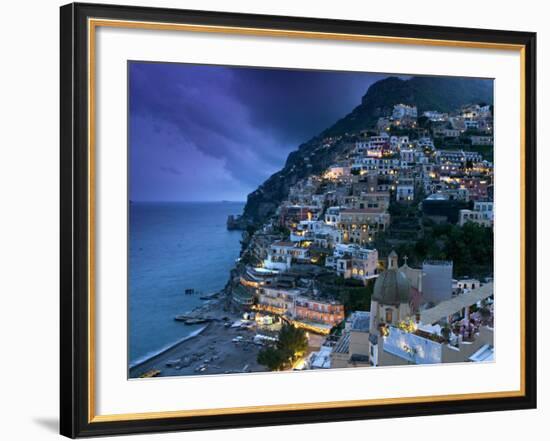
[321,252,494,369]
[236,264,346,334]
[231,102,494,367]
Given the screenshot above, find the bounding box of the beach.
[129,296,268,378]
[129,201,245,368]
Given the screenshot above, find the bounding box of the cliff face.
[241,75,493,225]
[241,135,356,223]
[243,137,356,224]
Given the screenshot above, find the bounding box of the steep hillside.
[241,75,493,225]
[326,76,493,136]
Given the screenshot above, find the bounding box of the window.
[385,309,393,323]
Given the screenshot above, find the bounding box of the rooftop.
[423,260,453,267]
[310,346,333,369]
[271,241,296,248]
[340,208,386,214]
[250,267,279,275]
[333,332,351,354]
[420,282,494,325]
[469,344,494,362]
[372,267,411,305]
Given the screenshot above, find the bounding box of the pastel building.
[339,208,390,245]
[459,201,494,227]
[293,297,345,333]
[255,286,302,315]
[330,244,379,284]
[331,311,372,369]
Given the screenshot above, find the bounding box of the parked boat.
[139,369,161,378]
[183,318,209,325]
[174,315,190,322]
[174,315,209,325]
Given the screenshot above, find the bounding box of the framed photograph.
[60,2,537,438]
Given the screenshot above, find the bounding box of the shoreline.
[129,296,268,378]
[129,324,210,372]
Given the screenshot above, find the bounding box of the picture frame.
[60,2,537,438]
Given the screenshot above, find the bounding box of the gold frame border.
[87,18,527,424]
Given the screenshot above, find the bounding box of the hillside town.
[227,102,495,371]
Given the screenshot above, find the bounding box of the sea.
[129,201,244,367]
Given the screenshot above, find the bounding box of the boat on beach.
[174,315,210,325]
[139,369,161,378]
[183,318,209,325]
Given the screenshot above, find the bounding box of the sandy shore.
[129,297,268,378]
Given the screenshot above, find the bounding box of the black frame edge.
[60,3,76,438]
[523,32,537,411]
[60,2,537,438]
[61,2,93,438]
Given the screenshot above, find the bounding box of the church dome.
[372,268,411,305]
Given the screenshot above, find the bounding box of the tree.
[257,323,308,371]
[245,224,258,237]
[417,115,432,130]
[380,221,493,279]
[276,323,308,360]
[257,347,284,371]
[441,324,452,343]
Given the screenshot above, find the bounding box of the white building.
[392,104,418,119]
[455,278,481,291]
[400,148,415,163]
[459,201,494,227]
[470,135,493,145]
[464,119,479,130]
[422,110,447,121]
[417,137,435,150]
[390,135,410,150]
[355,133,390,157]
[324,207,341,226]
[324,165,351,180]
[328,244,379,283]
[396,179,415,202]
[263,241,311,271]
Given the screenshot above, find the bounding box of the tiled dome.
[372,267,411,305]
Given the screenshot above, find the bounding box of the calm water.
[129,201,244,367]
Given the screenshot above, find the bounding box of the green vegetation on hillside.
[316,275,374,313]
[382,222,493,279]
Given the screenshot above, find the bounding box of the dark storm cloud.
[229,68,386,145]
[129,62,387,201]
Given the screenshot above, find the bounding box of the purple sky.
[129,62,389,202]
